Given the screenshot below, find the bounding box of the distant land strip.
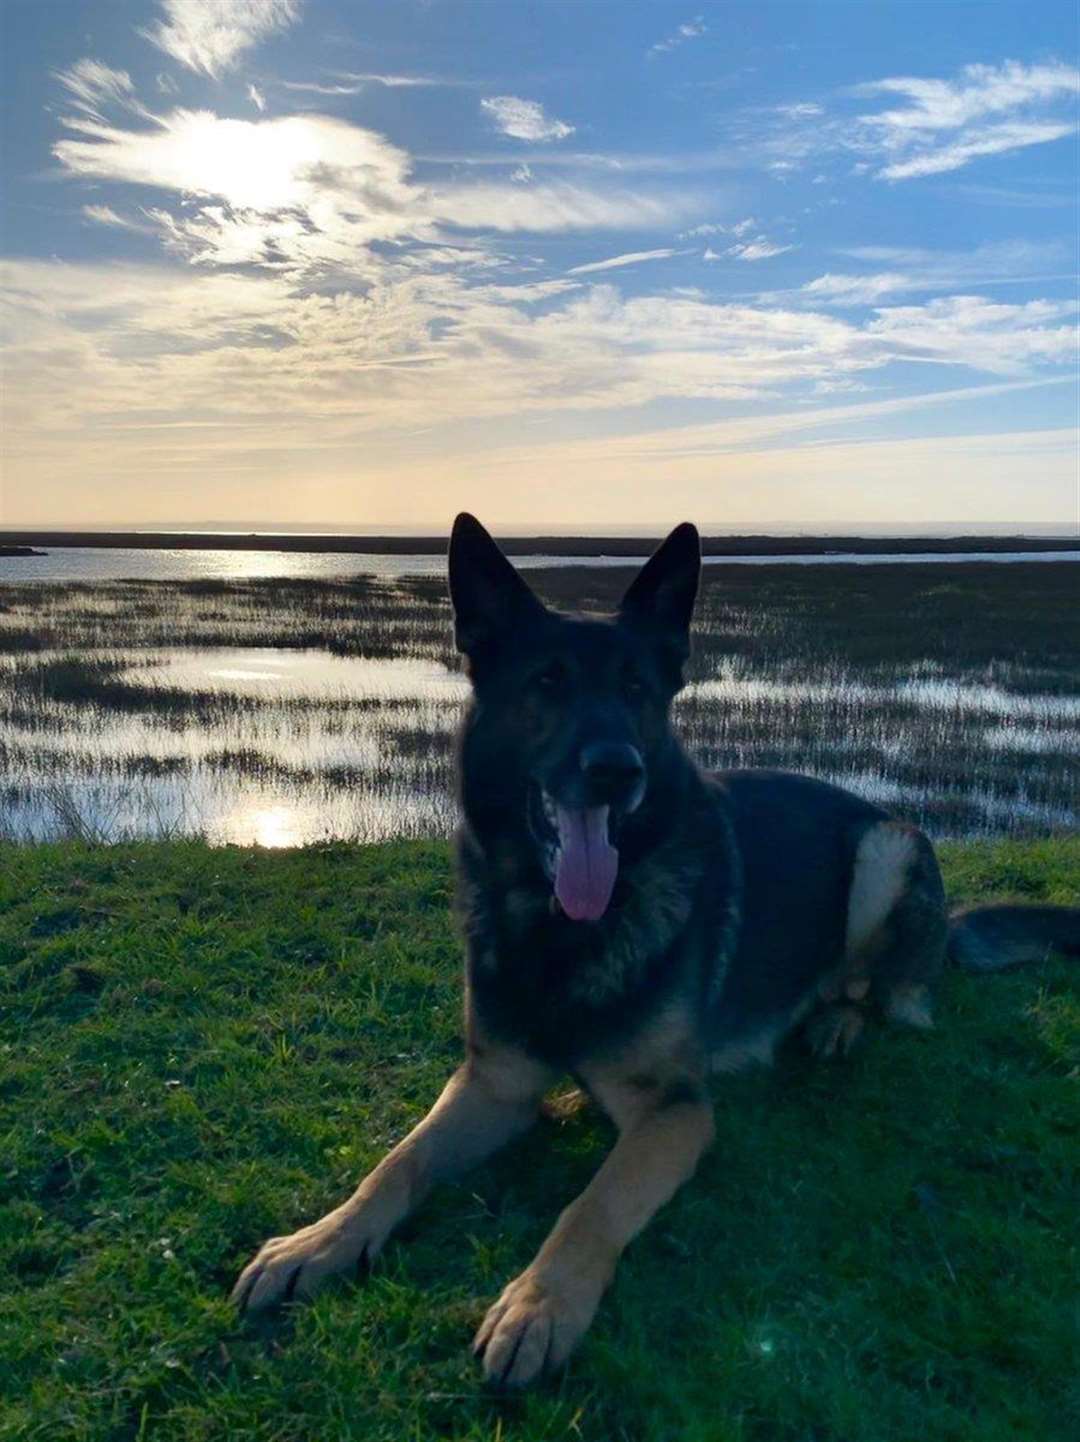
[2,531,1078,557]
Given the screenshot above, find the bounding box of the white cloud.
[282,72,449,95]
[567,248,681,275]
[3,246,1075,527]
[54,59,138,118]
[141,0,302,78]
[728,240,794,261]
[776,102,824,120]
[281,80,364,96]
[876,120,1073,179]
[52,107,695,273]
[854,60,1079,134]
[763,60,1078,182]
[81,204,157,235]
[81,203,128,227]
[248,83,266,112]
[54,109,413,215]
[802,240,1071,305]
[804,272,912,306]
[5,256,1071,454]
[649,16,707,57]
[866,295,1077,375]
[481,96,574,142]
[858,60,1079,180]
[337,72,451,88]
[433,182,688,234]
[682,216,755,239]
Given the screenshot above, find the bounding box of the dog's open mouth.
[530,789,619,923]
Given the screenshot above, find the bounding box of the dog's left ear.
[448,512,547,671]
[618,522,701,669]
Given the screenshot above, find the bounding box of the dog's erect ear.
[448,512,546,667]
[618,522,701,668]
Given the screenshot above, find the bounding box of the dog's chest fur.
[457,781,741,1068]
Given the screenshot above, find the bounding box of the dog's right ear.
[448,513,546,670]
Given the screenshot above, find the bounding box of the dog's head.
[448,513,700,922]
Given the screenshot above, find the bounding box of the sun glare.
[170,111,312,210]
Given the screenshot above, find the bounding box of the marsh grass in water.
[1,836,1077,1441]
[0,563,1077,844]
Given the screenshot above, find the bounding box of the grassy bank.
[2,837,1077,1442]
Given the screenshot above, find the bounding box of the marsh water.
[0,561,1077,845]
[2,546,1078,584]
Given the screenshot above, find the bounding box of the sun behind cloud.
[2,2,1077,528]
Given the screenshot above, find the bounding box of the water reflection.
[129,647,470,701]
[1,575,1076,845]
[3,545,1077,584]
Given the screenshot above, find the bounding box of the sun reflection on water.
[240,803,305,849]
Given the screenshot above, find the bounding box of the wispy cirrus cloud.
[53,58,141,119]
[281,79,364,96]
[52,105,697,273]
[801,240,1072,305]
[141,0,302,79]
[568,248,684,275]
[858,59,1078,179]
[481,96,574,141]
[874,120,1074,180]
[695,219,794,262]
[339,71,458,89]
[726,239,795,262]
[4,240,1074,525]
[5,256,1072,445]
[648,16,707,58]
[282,72,455,96]
[80,203,156,233]
[683,218,756,239]
[760,60,1078,182]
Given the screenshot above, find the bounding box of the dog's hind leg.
[845,820,947,1032]
[232,1035,554,1314]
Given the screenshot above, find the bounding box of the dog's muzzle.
[528,745,645,923]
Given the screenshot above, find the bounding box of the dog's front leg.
[233,1041,552,1313]
[474,1078,715,1387]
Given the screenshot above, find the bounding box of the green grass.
[2,837,1077,1442]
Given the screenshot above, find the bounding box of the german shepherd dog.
[233,515,1079,1387]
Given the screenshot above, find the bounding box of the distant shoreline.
[2,530,1077,558]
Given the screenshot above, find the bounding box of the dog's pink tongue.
[554,804,618,921]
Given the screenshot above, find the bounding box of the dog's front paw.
[473,1268,600,1388]
[231,1207,385,1314]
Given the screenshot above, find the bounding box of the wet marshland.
[0,563,1076,845]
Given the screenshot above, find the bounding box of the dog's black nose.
[580,742,645,803]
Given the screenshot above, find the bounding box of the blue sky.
[1,0,1077,529]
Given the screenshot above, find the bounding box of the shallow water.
[1,569,1076,845]
[2,545,1077,584]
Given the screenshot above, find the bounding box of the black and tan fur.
[233,514,1079,1387]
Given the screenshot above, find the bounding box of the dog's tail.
[948,905,1080,972]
